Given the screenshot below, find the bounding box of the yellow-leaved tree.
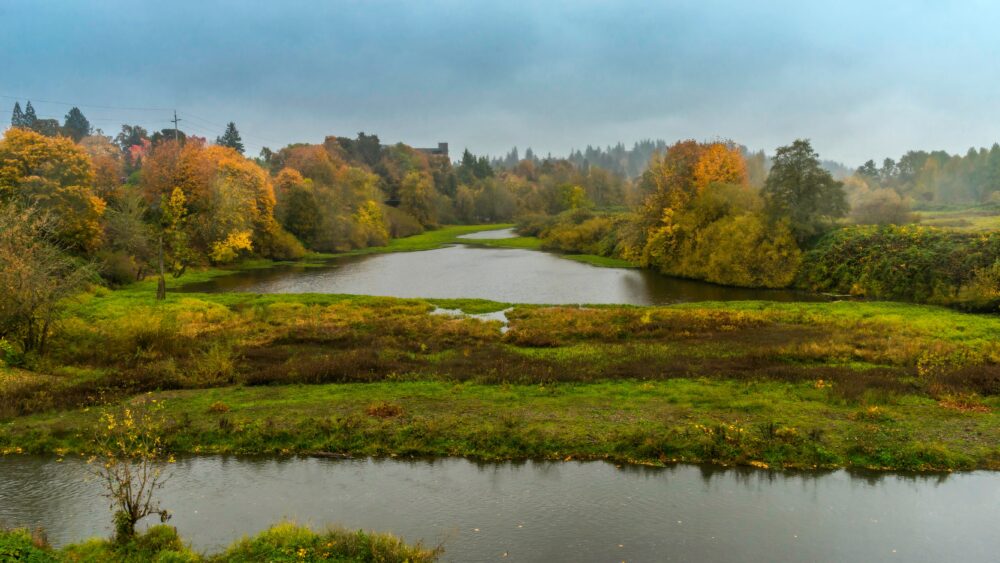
[0,128,106,254]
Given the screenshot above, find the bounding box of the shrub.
[0,527,56,563]
[798,225,1000,309]
[850,188,914,225]
[219,522,441,562]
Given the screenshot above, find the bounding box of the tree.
[91,401,172,542]
[0,128,105,254]
[33,119,61,137]
[216,122,245,154]
[354,132,382,167]
[850,187,913,225]
[63,107,92,141]
[80,134,125,200]
[10,102,24,128]
[0,205,95,354]
[692,143,748,193]
[275,169,321,247]
[763,139,848,243]
[115,124,149,153]
[23,101,37,130]
[399,171,437,227]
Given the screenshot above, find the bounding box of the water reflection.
[1,456,996,562]
[180,244,823,305]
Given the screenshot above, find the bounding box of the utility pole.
[171,110,181,142]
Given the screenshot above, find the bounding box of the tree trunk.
[156,234,166,301]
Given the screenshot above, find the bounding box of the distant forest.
[492,140,853,182]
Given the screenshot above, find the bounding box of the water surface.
[181,229,820,304]
[1,457,996,562]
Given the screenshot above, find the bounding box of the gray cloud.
[2,0,998,165]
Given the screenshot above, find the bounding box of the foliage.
[1,523,438,562]
[215,122,245,155]
[798,225,1000,310]
[0,205,95,354]
[763,139,848,244]
[0,128,105,253]
[90,401,172,542]
[2,529,58,563]
[855,143,1000,204]
[399,171,437,227]
[848,182,914,225]
[219,522,440,562]
[63,107,92,142]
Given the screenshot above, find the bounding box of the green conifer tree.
[216,122,245,154]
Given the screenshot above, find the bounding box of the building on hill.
[414,142,448,158]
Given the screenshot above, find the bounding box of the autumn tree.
[91,401,172,542]
[0,205,95,354]
[216,122,245,154]
[80,134,125,200]
[63,107,92,141]
[763,139,848,243]
[692,143,748,193]
[399,171,437,227]
[274,168,320,246]
[0,128,105,254]
[103,189,155,284]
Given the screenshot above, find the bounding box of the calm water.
[0,457,997,562]
[181,229,820,304]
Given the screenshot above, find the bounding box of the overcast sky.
[3,0,998,165]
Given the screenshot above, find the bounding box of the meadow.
[2,268,999,471]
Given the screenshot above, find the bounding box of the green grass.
[3,379,998,471]
[559,253,637,268]
[454,233,637,268]
[1,522,439,562]
[4,274,1000,471]
[914,207,1000,231]
[457,235,543,250]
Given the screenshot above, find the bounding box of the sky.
[2,0,999,166]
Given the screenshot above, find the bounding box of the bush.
[219,522,441,563]
[798,225,1000,309]
[850,188,914,225]
[97,250,143,286]
[0,528,57,563]
[382,205,424,238]
[258,228,307,261]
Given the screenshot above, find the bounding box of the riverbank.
[2,282,999,471]
[3,378,999,471]
[0,522,439,562]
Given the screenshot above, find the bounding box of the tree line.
[520,139,848,288]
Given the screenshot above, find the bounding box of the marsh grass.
[3,275,1000,470]
[1,522,439,562]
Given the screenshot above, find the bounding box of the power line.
[0,93,173,112]
[3,94,274,154]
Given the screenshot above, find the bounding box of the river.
[179,229,821,304]
[0,456,996,562]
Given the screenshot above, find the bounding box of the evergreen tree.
[63,107,92,141]
[215,122,245,154]
[23,101,38,129]
[763,139,848,244]
[10,102,24,127]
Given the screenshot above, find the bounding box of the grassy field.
[454,232,637,268]
[915,206,1000,231]
[2,278,999,471]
